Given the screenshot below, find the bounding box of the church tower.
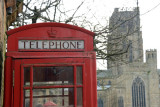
[97,6,160,107]
[146,49,157,69]
[107,7,143,70]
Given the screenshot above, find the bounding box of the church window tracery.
[118,96,124,107]
[129,40,133,62]
[132,77,146,107]
[98,98,104,107]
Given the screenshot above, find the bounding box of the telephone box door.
[12,56,96,107]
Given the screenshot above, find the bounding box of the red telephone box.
[4,23,97,107]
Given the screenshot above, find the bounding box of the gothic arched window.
[132,77,146,107]
[129,40,133,62]
[98,98,104,107]
[118,96,124,107]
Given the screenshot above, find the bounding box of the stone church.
[97,7,160,107]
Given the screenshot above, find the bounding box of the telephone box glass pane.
[77,88,83,107]
[32,88,74,107]
[33,66,73,85]
[76,66,83,85]
[24,67,30,86]
[24,90,30,107]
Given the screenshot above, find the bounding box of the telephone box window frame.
[21,63,85,107]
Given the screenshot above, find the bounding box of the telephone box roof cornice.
[7,22,95,36]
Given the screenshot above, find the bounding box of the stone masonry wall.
[0,0,7,107]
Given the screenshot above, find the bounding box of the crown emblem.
[47,28,57,37]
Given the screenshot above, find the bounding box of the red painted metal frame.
[7,23,94,52]
[7,23,94,36]
[4,23,97,107]
[20,66,23,107]
[21,63,84,107]
[4,57,12,107]
[5,56,97,107]
[13,58,95,107]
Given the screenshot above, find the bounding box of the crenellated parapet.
[145,49,157,69]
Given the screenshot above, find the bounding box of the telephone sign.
[18,40,84,50]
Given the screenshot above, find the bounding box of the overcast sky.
[32,0,160,69]
[81,0,160,69]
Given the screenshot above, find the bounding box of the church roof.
[97,69,113,78]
